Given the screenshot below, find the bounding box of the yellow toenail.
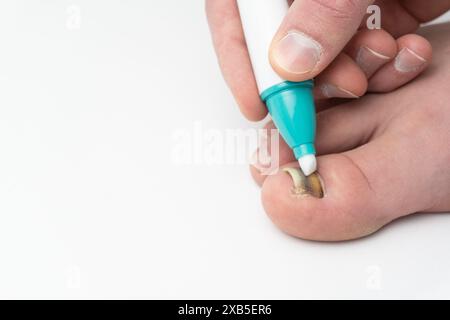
[283,167,324,198]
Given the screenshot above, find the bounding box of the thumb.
[269,0,374,81]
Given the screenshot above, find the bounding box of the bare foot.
[251,23,450,241]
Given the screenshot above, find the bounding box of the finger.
[368,34,432,92]
[367,0,450,38]
[261,151,379,241]
[269,0,374,82]
[261,132,426,241]
[313,53,367,100]
[314,29,398,100]
[205,0,267,121]
[367,0,419,37]
[250,97,383,186]
[400,0,450,24]
[250,121,291,186]
[345,29,397,78]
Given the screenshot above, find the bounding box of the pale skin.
[255,23,450,241]
[206,1,450,241]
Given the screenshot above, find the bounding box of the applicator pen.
[238,0,318,176]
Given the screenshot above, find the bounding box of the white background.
[0,1,449,299]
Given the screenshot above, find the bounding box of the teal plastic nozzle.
[261,80,316,160]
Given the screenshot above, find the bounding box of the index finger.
[206,0,267,121]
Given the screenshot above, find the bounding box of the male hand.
[206,0,450,120]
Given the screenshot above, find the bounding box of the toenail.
[272,31,322,74]
[250,148,271,171]
[283,167,324,198]
[250,129,278,174]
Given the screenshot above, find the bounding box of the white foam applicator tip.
[298,154,317,176]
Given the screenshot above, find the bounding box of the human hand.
[206,0,450,120]
[250,22,450,241]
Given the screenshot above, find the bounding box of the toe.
[261,154,384,241]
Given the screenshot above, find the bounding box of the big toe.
[262,154,394,242]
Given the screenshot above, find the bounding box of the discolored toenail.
[283,167,324,198]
